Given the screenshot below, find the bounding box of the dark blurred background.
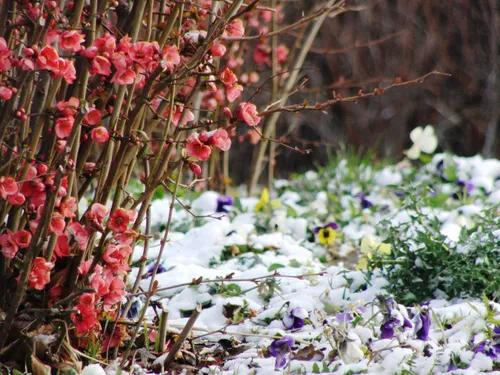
[231,0,499,183]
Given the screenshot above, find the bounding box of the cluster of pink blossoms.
[69,205,137,339]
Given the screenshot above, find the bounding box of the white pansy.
[339,332,364,364]
[406,125,438,160]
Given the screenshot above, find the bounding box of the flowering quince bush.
[0,0,364,371]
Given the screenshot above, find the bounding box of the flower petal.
[406,144,421,160]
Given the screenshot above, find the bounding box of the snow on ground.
[120,153,500,374]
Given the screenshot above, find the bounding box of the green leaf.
[419,154,433,164]
[289,259,301,268]
[312,363,320,374]
[268,263,285,271]
[63,370,78,375]
[222,283,243,297]
[153,186,165,200]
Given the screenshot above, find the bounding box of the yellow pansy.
[357,236,391,270]
[315,222,339,245]
[254,188,280,212]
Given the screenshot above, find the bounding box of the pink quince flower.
[236,102,261,126]
[111,68,136,85]
[107,208,130,233]
[207,128,231,152]
[55,116,75,138]
[226,84,243,103]
[83,108,101,126]
[59,30,85,52]
[0,176,18,199]
[90,126,110,144]
[211,43,226,57]
[0,230,19,259]
[91,56,112,76]
[186,135,212,161]
[56,97,80,116]
[28,257,54,290]
[12,229,32,248]
[226,19,245,37]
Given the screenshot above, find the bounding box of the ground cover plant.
[0,0,493,374]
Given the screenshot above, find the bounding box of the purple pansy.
[415,308,430,340]
[216,195,234,213]
[313,222,338,233]
[456,179,474,194]
[357,193,373,209]
[282,307,308,330]
[145,263,167,279]
[269,336,294,368]
[378,297,413,339]
[475,342,500,359]
[336,306,367,324]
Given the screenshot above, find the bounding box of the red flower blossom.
[68,221,91,250]
[104,277,126,309]
[111,69,136,85]
[189,162,202,176]
[0,176,18,199]
[220,68,238,86]
[226,84,243,103]
[72,308,99,335]
[107,208,130,233]
[0,37,12,71]
[36,46,60,71]
[49,213,66,235]
[28,257,54,290]
[162,45,180,72]
[59,30,85,52]
[12,230,32,248]
[90,126,110,144]
[236,102,261,126]
[93,33,117,54]
[0,230,18,259]
[226,19,245,37]
[207,128,231,152]
[83,108,101,126]
[56,97,80,116]
[77,293,96,314]
[60,197,77,218]
[54,234,71,258]
[0,86,13,100]
[186,135,212,161]
[55,116,74,138]
[211,43,226,57]
[91,56,112,76]
[8,192,26,206]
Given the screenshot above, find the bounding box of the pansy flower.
[377,296,413,339]
[335,305,367,325]
[338,331,364,364]
[282,307,308,330]
[269,336,294,368]
[357,193,373,209]
[357,236,391,270]
[405,125,438,160]
[415,307,431,340]
[254,188,280,212]
[314,222,338,245]
[144,263,167,279]
[216,195,233,213]
[475,341,500,360]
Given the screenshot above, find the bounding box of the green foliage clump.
[365,199,500,304]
